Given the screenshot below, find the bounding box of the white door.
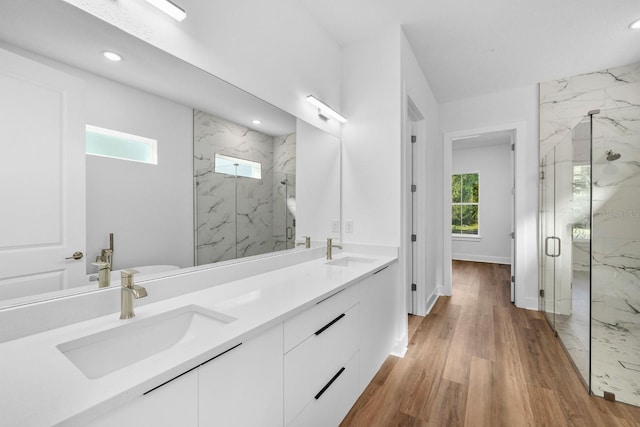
[0,47,86,302]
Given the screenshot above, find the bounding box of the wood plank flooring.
[341,260,640,426]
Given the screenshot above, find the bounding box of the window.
[572,164,591,240]
[214,153,262,179]
[452,173,479,235]
[86,125,157,164]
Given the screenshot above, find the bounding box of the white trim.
[452,234,482,241]
[425,292,439,314]
[452,254,511,264]
[444,121,528,308]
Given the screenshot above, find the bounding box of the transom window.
[452,173,479,235]
[86,125,157,165]
[214,153,262,179]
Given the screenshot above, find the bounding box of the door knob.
[65,251,84,260]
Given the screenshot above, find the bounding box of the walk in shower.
[539,62,640,407]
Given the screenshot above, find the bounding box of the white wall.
[342,28,402,246]
[440,85,539,310]
[400,31,443,315]
[296,120,341,243]
[84,73,194,272]
[452,142,512,264]
[62,0,343,137]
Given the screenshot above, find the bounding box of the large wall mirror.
[0,1,341,309]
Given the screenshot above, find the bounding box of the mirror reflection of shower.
[280,173,297,249]
[194,110,297,265]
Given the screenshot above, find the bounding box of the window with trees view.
[452,173,479,235]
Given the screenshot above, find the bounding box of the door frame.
[443,122,526,307]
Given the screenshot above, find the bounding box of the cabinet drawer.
[284,283,358,353]
[284,304,359,425]
[288,351,360,427]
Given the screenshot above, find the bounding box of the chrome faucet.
[326,238,343,260]
[91,261,111,288]
[120,269,147,319]
[297,236,311,249]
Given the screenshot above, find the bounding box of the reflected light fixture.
[103,51,122,61]
[630,19,640,30]
[144,0,186,22]
[252,119,262,125]
[306,95,347,123]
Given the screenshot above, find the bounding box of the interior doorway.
[444,127,518,304]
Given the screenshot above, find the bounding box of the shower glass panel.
[540,147,557,329]
[590,105,640,406]
[274,172,296,251]
[540,119,591,387]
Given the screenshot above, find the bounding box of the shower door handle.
[545,236,561,257]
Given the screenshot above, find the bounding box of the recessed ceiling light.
[103,51,122,62]
[630,19,640,30]
[252,120,262,125]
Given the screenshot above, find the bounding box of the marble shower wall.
[194,111,295,265]
[540,63,640,406]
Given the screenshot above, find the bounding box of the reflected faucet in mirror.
[297,236,311,249]
[95,233,114,270]
[91,261,111,288]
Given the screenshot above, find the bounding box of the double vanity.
[0,245,401,426]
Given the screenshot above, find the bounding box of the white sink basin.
[57,305,236,379]
[326,256,376,267]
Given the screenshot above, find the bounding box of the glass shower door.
[540,120,591,388]
[540,148,557,328]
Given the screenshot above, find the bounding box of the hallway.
[342,261,640,426]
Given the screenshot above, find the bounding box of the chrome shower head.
[605,150,621,161]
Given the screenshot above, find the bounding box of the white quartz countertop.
[0,251,397,426]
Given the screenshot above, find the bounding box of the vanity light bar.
[306,95,348,123]
[144,0,186,22]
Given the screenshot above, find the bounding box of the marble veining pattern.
[540,62,640,406]
[194,111,295,264]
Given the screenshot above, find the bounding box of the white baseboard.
[452,253,511,265]
[425,292,439,314]
[391,335,408,358]
[518,296,539,311]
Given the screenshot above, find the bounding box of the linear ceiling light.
[144,0,186,21]
[306,95,347,123]
[630,19,640,30]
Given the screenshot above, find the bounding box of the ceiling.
[300,0,640,103]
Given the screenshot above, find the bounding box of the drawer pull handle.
[373,265,388,275]
[315,367,346,400]
[314,313,346,336]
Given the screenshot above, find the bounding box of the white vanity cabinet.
[85,368,198,427]
[359,263,399,389]
[198,323,283,427]
[284,284,360,426]
[84,323,283,427]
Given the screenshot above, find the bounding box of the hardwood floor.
[341,260,640,426]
